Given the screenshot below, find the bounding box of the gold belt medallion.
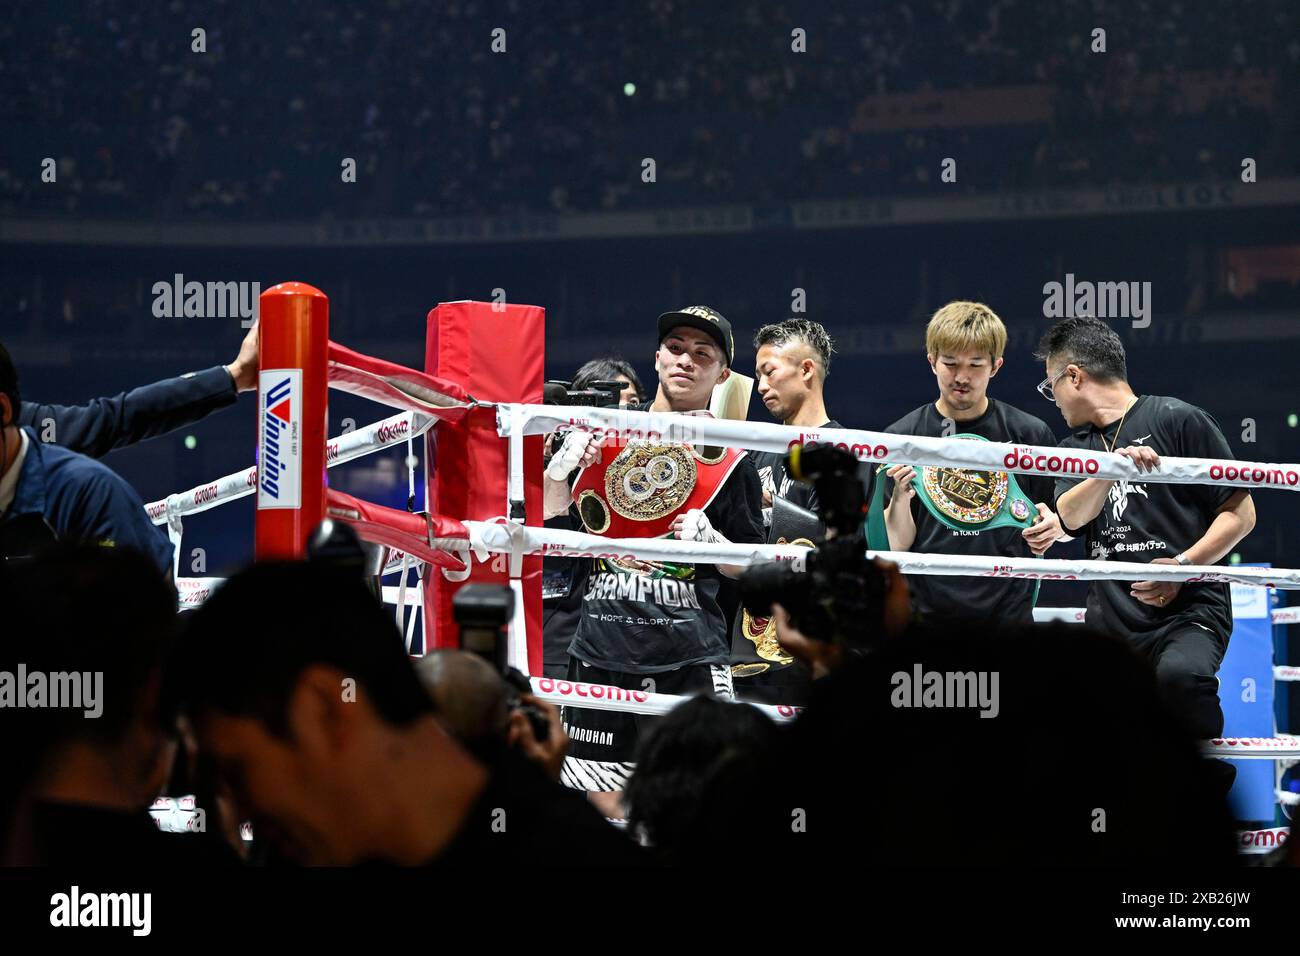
[921,465,1010,525]
[604,443,697,521]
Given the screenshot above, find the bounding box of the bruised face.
[755,341,816,423]
[928,349,1002,414]
[655,327,729,411]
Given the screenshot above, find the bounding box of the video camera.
[452,584,550,742]
[543,379,626,408]
[737,445,886,648]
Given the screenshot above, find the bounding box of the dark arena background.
[1,0,1298,933]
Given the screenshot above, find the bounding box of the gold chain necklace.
[1102,396,1139,453]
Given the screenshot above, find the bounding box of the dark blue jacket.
[18,366,238,459]
[0,428,174,573]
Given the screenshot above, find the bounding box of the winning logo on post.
[258,369,302,509]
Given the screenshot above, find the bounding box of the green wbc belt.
[867,433,1037,551]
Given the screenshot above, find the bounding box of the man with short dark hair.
[738,318,857,704]
[0,341,173,573]
[173,562,643,866]
[751,318,841,514]
[1038,316,1256,747]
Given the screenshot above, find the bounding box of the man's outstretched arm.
[17,323,258,459]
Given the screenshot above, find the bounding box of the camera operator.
[416,650,569,781]
[540,359,645,677]
[738,445,908,666]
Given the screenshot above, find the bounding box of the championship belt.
[571,433,746,540]
[866,433,1036,550]
[731,497,822,677]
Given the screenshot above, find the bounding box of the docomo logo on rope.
[332,418,412,462]
[981,566,1079,581]
[558,409,713,447]
[258,371,301,509]
[1238,828,1288,849]
[787,432,889,461]
[559,418,667,446]
[1004,446,1099,476]
[374,419,411,444]
[538,544,643,562]
[1208,463,1300,487]
[145,501,168,521]
[1211,737,1293,748]
[193,482,220,506]
[536,677,649,704]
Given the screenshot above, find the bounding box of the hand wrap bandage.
[677,508,726,545]
[546,430,598,481]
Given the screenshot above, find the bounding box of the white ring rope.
[501,403,1300,493]
[463,520,1300,589]
[1035,606,1300,627]
[530,676,799,723]
[143,411,434,525]
[1236,827,1290,853]
[1203,736,1300,758]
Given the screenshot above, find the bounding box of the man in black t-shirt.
[879,302,1067,625]
[735,318,861,704]
[1037,317,1256,744]
[543,306,763,796]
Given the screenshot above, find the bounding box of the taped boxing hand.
[671,508,725,544]
[545,430,602,481]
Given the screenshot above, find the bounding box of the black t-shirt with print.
[568,417,764,674]
[751,419,874,518]
[882,399,1058,625]
[1053,395,1237,638]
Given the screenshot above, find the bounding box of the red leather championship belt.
[570,435,746,538]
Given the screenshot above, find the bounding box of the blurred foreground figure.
[0,546,238,866]
[695,617,1238,868]
[174,562,643,866]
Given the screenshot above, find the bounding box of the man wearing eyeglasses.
[875,302,1067,626]
[1036,316,1255,754]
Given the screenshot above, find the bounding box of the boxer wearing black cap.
[544,306,763,800]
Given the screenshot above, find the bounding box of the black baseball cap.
[657,305,734,366]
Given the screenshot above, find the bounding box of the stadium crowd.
[1,0,1296,219]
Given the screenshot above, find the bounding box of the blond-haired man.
[879,301,1065,624]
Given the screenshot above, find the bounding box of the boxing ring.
[142,282,1298,852]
